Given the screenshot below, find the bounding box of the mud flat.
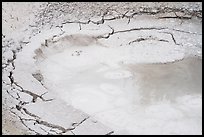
[2,2,202,135]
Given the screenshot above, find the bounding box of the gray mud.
[129,57,202,104]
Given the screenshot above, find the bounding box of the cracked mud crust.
[2,2,202,135]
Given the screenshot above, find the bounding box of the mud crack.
[128,36,169,45]
[160,31,181,45]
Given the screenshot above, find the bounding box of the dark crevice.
[160,32,180,45]
[129,38,147,44]
[96,25,114,39]
[75,116,90,127]
[115,27,166,34]
[18,107,90,134]
[158,12,192,20]
[16,101,30,111]
[35,120,67,133]
[171,28,201,35]
[22,108,41,119]
[97,27,167,40]
[128,37,169,45]
[61,116,90,134]
[7,70,53,103]
[10,110,41,135]
[8,71,14,85]
[6,90,19,100]
[158,16,191,19]
[127,17,131,24]
[105,131,114,135]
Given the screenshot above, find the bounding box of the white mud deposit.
[2,2,202,135]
